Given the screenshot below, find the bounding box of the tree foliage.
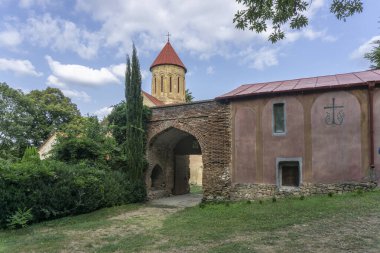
[107,101,151,146]
[234,0,364,43]
[0,84,80,160]
[365,40,380,69]
[21,147,40,164]
[27,87,80,146]
[185,89,194,103]
[125,45,146,180]
[0,83,34,160]
[52,116,116,167]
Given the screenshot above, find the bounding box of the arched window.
[161,76,164,92]
[170,76,172,92]
[177,76,180,93]
[183,77,185,95]
[154,77,157,93]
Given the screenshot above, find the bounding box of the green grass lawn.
[189,184,203,194]
[1,190,380,253]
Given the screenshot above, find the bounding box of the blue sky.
[0,0,379,118]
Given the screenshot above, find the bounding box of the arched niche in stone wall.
[233,107,256,183]
[262,97,305,184]
[311,91,362,183]
[151,164,165,190]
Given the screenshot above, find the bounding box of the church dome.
[150,42,187,72]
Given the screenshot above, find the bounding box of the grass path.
[1,191,380,252]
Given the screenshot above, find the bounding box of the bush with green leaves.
[0,159,146,228]
[21,146,41,163]
[6,208,33,229]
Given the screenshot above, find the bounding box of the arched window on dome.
[161,76,164,93]
[177,76,180,93]
[183,77,185,95]
[154,77,157,94]
[170,76,172,93]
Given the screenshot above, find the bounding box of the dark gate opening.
[148,127,203,197]
[279,161,300,187]
[173,135,202,195]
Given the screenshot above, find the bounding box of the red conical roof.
[150,42,187,72]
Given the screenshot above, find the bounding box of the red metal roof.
[142,91,164,106]
[150,42,187,72]
[217,69,380,100]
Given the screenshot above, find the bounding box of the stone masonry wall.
[230,182,377,200]
[147,100,232,200]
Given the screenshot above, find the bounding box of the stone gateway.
[144,41,380,200]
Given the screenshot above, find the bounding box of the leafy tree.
[0,84,80,160]
[27,87,80,146]
[107,101,151,146]
[0,83,34,160]
[234,0,364,43]
[52,116,115,166]
[125,45,145,180]
[185,89,194,102]
[365,40,380,69]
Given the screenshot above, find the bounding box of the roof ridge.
[217,69,380,101]
[142,91,164,106]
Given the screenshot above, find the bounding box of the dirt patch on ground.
[62,194,202,252]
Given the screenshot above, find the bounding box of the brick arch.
[146,101,232,200]
[146,121,207,196]
[148,120,206,154]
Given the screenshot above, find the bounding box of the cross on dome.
[166,32,171,42]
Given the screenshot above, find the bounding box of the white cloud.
[0,30,22,48]
[19,0,52,8]
[286,27,336,43]
[306,0,325,18]
[22,14,100,59]
[71,0,332,68]
[93,106,113,119]
[46,75,66,88]
[206,66,215,75]
[46,55,120,86]
[75,0,260,58]
[350,35,380,60]
[0,57,42,76]
[109,64,125,79]
[61,89,91,103]
[141,70,149,80]
[240,47,279,70]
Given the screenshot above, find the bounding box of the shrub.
[0,160,146,228]
[21,147,40,163]
[7,208,33,229]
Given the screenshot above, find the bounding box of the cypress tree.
[125,44,145,180]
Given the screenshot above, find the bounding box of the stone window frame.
[272,100,287,136]
[154,76,157,94]
[161,75,164,93]
[276,157,302,189]
[169,75,172,93]
[177,76,180,93]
